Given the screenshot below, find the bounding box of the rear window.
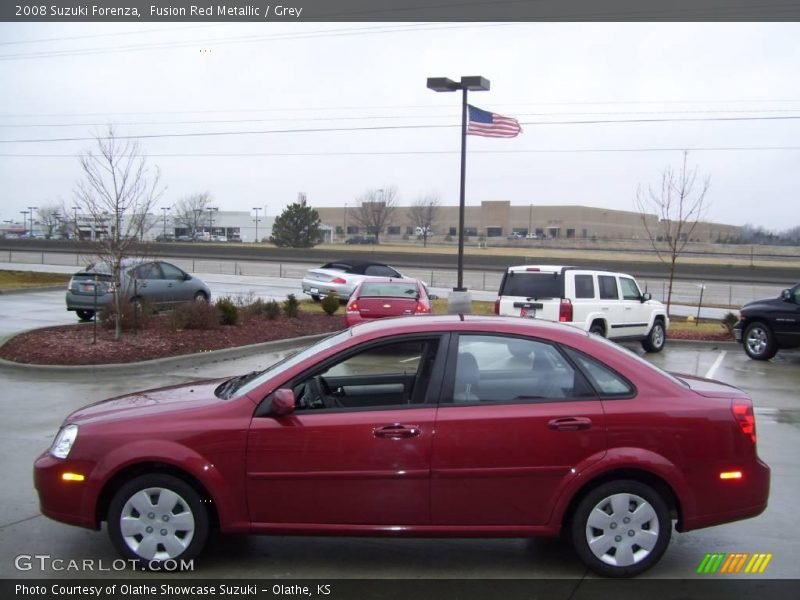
[500,272,563,298]
[359,282,418,297]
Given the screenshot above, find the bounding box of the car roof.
[505,265,627,277]
[348,314,590,342]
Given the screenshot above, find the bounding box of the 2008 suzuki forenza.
[35,315,769,577]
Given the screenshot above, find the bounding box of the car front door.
[158,261,192,303]
[245,335,445,527]
[771,284,800,346]
[430,333,606,526]
[618,276,649,338]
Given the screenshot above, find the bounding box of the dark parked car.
[344,277,435,326]
[65,259,211,322]
[301,259,405,301]
[35,315,769,577]
[345,235,377,244]
[734,282,800,360]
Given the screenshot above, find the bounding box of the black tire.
[570,480,671,578]
[589,322,605,337]
[310,294,321,302]
[743,321,777,361]
[641,320,666,353]
[107,474,209,568]
[75,309,95,322]
[193,291,208,302]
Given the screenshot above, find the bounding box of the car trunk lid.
[350,297,419,318]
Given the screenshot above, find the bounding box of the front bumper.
[34,453,100,530]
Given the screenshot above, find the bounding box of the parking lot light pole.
[20,210,29,235]
[427,76,490,312]
[252,207,261,243]
[161,207,170,239]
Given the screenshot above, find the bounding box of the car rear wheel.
[75,309,95,322]
[107,474,209,568]
[641,320,666,353]
[310,294,321,302]
[589,322,605,337]
[571,480,671,578]
[743,322,777,360]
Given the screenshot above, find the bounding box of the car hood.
[66,379,228,425]
[740,295,784,312]
[672,372,748,399]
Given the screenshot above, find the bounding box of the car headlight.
[49,424,79,459]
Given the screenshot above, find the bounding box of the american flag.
[467,104,522,138]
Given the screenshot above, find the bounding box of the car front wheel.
[571,480,671,578]
[107,474,209,568]
[743,321,777,360]
[641,320,666,353]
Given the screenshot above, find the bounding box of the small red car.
[345,277,434,326]
[34,316,769,577]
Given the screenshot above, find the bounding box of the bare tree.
[350,186,399,244]
[36,204,64,239]
[172,192,213,237]
[407,193,440,248]
[74,126,164,340]
[635,151,710,311]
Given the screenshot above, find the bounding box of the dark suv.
[734,282,800,360]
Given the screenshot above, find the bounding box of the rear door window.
[598,275,619,300]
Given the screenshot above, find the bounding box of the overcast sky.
[0,21,798,230]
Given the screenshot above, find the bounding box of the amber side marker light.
[719,471,743,480]
[61,473,85,482]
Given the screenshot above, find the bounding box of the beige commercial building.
[315,201,740,243]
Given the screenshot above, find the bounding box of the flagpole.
[457,89,467,292]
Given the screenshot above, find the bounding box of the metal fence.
[0,249,787,310]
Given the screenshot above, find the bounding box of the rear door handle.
[373,424,421,439]
[548,417,592,431]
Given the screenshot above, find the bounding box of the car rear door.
[430,333,606,526]
[597,274,626,338]
[128,262,168,306]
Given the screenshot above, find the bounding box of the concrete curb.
[0,331,336,375]
[0,285,65,295]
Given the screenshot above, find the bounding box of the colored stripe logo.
[697,553,772,574]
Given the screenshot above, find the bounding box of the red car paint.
[345,277,432,326]
[34,315,769,575]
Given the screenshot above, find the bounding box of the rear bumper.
[65,291,112,311]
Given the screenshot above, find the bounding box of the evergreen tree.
[271,198,323,248]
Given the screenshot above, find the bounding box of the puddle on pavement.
[756,408,800,425]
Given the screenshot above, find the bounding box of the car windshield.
[226,329,353,399]
[359,282,418,297]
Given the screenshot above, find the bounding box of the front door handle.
[373,424,421,439]
[548,417,592,431]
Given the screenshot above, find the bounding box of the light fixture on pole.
[27,205,38,237]
[426,76,490,313]
[252,207,262,243]
[161,207,170,240]
[207,206,218,237]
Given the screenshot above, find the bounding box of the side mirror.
[641,292,652,302]
[183,273,192,281]
[270,388,296,416]
[782,289,791,301]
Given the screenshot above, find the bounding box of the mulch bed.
[0,313,346,366]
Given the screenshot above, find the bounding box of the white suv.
[495,265,669,352]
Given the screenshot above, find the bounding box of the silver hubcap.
[746,328,767,355]
[119,487,195,560]
[651,325,664,348]
[585,492,660,567]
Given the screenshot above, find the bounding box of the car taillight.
[106,283,116,294]
[346,301,358,313]
[494,298,500,315]
[415,303,429,314]
[732,399,757,444]
[559,298,573,322]
[331,277,347,284]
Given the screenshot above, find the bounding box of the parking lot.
[0,260,798,584]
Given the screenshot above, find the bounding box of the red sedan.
[345,277,434,326]
[34,316,769,577]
